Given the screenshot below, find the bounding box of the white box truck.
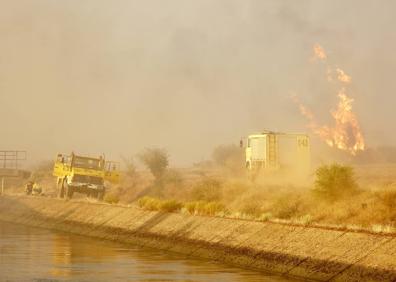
[245,131,310,175]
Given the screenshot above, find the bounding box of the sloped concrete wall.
[0,195,395,281]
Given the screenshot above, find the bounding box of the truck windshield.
[73,157,102,170]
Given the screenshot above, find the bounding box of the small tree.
[138,148,169,181]
[313,163,358,201]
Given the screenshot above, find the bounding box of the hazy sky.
[1,0,395,166]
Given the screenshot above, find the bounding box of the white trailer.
[245,131,310,175]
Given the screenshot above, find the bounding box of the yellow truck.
[245,131,310,175]
[53,152,120,200]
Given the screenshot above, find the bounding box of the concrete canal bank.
[0,195,395,281]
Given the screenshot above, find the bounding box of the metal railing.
[0,150,27,170]
[0,151,27,194]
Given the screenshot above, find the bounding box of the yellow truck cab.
[245,131,310,175]
[53,152,120,200]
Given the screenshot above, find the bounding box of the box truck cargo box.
[245,131,310,175]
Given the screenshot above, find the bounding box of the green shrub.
[313,164,358,201]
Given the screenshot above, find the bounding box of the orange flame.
[336,68,352,83]
[294,44,365,155]
[330,89,365,154]
[313,43,327,61]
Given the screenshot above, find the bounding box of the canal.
[0,221,296,281]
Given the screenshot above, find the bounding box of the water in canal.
[0,221,295,282]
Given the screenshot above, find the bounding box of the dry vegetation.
[15,145,396,234]
[108,146,395,233]
[111,163,396,234]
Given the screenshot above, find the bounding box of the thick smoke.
[0,0,395,166]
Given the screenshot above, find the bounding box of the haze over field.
[1,0,395,165]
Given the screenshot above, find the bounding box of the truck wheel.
[91,190,98,198]
[58,179,65,198]
[97,188,105,201]
[87,189,96,198]
[65,183,74,199]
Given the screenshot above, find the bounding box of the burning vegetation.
[295,44,365,156]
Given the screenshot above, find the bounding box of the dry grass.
[109,163,396,233]
[137,196,161,211]
[137,196,183,212]
[15,161,396,233]
[137,197,225,215]
[184,201,226,216]
[160,199,183,212]
[189,178,223,202]
[104,193,120,204]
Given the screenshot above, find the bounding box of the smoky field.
[13,145,396,235]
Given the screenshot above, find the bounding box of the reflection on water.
[0,221,294,282]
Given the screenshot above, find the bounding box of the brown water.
[0,221,296,282]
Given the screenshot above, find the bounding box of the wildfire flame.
[294,44,365,155]
[313,43,327,61]
[336,68,352,83]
